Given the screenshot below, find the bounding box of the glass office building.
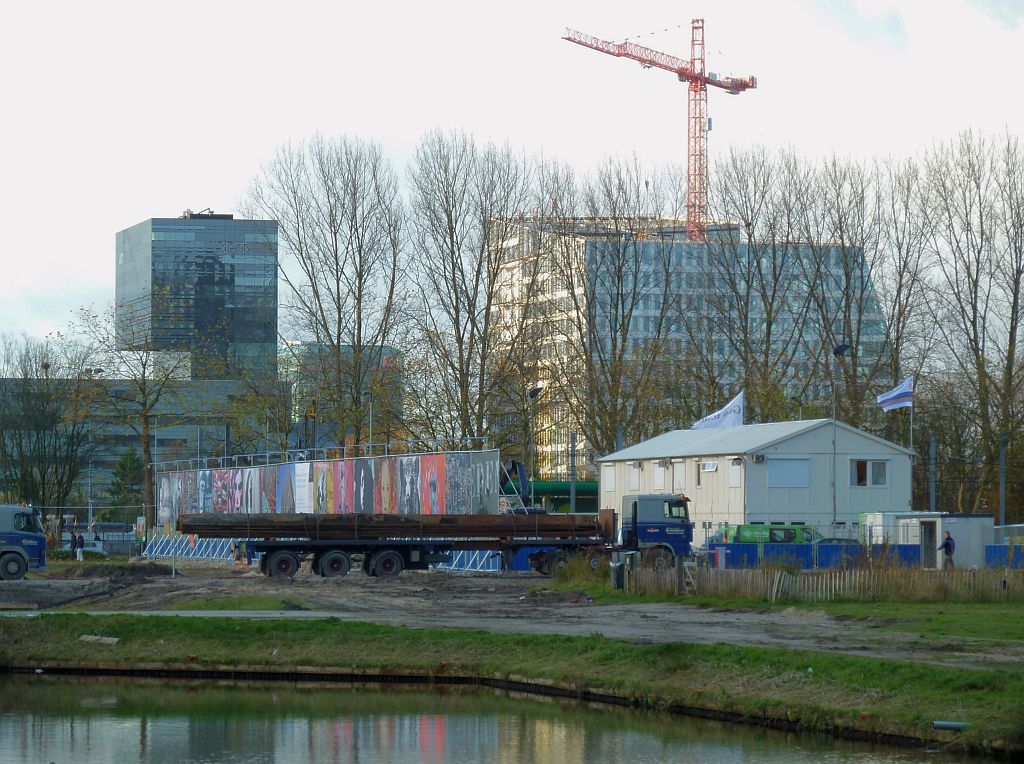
[495,219,890,478]
[115,212,278,380]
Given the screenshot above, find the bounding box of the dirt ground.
[1,560,1020,670]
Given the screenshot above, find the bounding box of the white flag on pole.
[692,391,744,430]
[876,376,914,412]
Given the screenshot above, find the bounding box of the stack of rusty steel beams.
[177,512,604,541]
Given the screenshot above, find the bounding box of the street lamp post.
[831,343,850,528]
[367,392,373,456]
[527,386,544,509]
[87,459,93,530]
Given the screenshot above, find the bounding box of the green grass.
[548,567,1024,646]
[803,601,1024,644]
[166,595,308,611]
[0,614,1021,752]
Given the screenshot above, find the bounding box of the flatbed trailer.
[177,511,616,578]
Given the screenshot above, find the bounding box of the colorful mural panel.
[260,465,278,513]
[444,453,470,516]
[277,463,296,513]
[395,456,420,515]
[197,470,213,513]
[157,449,499,519]
[333,460,354,514]
[375,457,396,514]
[294,463,313,514]
[419,454,446,515]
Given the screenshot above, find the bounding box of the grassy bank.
[0,613,1021,754]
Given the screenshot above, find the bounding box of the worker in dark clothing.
[938,531,955,568]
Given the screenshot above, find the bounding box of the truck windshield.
[14,512,44,534]
[663,501,689,520]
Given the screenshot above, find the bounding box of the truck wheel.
[370,550,405,577]
[0,554,27,581]
[319,551,352,578]
[267,551,300,578]
[548,551,568,573]
[641,547,674,570]
[361,555,375,577]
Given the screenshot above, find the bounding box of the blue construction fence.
[707,542,917,569]
[707,543,1024,569]
[985,545,1024,569]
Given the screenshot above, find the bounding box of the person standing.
[938,531,955,568]
[69,531,78,560]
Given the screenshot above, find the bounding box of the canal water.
[0,675,984,763]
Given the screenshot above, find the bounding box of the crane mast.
[563,21,756,241]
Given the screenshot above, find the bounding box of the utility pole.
[999,431,1007,526]
[831,343,850,527]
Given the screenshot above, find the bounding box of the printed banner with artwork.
[155,449,501,525]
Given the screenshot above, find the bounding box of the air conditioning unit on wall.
[753,454,765,463]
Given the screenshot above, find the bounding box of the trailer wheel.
[267,551,300,578]
[361,554,375,577]
[641,547,674,570]
[369,550,405,577]
[548,551,568,573]
[586,552,604,570]
[319,551,352,578]
[0,553,27,581]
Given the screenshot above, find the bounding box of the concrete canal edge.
[3,660,994,756]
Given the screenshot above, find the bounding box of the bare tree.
[71,304,192,528]
[705,148,819,422]
[870,158,932,444]
[793,157,893,427]
[537,156,680,461]
[247,135,406,449]
[406,130,537,452]
[922,132,1024,512]
[0,333,102,522]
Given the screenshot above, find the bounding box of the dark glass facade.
[115,214,278,380]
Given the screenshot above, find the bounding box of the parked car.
[62,539,108,556]
[811,537,863,546]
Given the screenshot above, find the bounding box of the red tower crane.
[563,21,756,241]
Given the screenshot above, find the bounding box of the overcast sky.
[2,0,1022,340]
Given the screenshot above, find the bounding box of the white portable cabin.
[597,420,912,548]
[862,511,994,569]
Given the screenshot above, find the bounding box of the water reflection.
[0,676,979,764]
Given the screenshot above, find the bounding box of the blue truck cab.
[0,504,47,580]
[619,493,694,567]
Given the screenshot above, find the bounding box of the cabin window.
[601,464,616,492]
[729,461,742,488]
[766,458,810,488]
[851,460,887,487]
[653,462,666,490]
[672,461,686,491]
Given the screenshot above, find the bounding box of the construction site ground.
[2,560,1021,671]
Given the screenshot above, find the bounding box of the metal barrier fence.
[690,567,1024,603]
[437,550,501,573]
[145,533,235,562]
